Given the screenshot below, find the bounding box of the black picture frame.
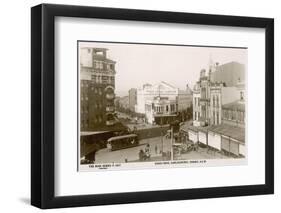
[31,3,274,209]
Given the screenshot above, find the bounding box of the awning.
[80,131,109,136]
[208,124,245,143]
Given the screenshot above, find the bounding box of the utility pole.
[161,119,164,155]
[170,126,173,161]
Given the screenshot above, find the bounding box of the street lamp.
[170,126,173,161]
[160,118,164,155]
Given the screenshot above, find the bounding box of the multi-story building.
[186,60,246,157]
[145,96,177,124]
[192,62,245,127]
[210,61,245,87]
[221,82,245,128]
[135,81,192,124]
[80,47,117,131]
[135,82,179,114]
[192,82,201,125]
[128,88,137,112]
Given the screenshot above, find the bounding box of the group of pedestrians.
[138,144,152,161]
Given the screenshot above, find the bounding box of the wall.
[0,0,280,213]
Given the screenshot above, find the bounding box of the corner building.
[80,47,117,131]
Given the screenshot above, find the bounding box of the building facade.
[80,47,117,131]
[128,88,137,112]
[187,60,246,157]
[145,96,177,124]
[135,81,192,124]
[118,96,130,110]
[178,84,193,111]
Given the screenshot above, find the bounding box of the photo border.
[77,40,248,172]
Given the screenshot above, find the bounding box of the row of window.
[194,111,200,120]
[81,80,90,88]
[201,87,207,99]
[212,111,220,125]
[212,95,220,107]
[81,96,88,101]
[94,61,115,70]
[153,104,176,113]
[91,87,103,95]
[194,97,200,107]
[223,109,245,123]
[81,87,109,96]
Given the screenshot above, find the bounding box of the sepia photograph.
[78,41,247,171]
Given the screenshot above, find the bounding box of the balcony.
[106,93,115,100]
[199,98,210,102]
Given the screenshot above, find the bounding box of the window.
[240,91,244,101]
[171,105,174,112]
[231,110,235,120]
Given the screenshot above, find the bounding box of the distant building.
[145,96,177,124]
[118,96,130,110]
[135,82,178,114]
[136,81,192,124]
[128,88,137,112]
[210,61,245,87]
[178,84,193,111]
[222,82,246,128]
[80,47,117,131]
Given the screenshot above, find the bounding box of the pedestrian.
[145,144,151,160]
[139,149,144,161]
[155,145,158,154]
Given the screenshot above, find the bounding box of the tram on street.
[107,134,138,151]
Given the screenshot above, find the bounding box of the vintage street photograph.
[78,41,247,171]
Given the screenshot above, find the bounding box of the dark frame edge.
[31,4,43,208]
[265,18,274,195]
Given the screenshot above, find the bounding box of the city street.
[95,136,172,163]
[95,135,230,163]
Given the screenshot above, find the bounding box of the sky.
[79,42,247,97]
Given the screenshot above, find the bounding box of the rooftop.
[184,125,211,133]
[222,100,245,111]
[208,124,245,143]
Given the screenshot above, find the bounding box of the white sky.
[79,42,247,97]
